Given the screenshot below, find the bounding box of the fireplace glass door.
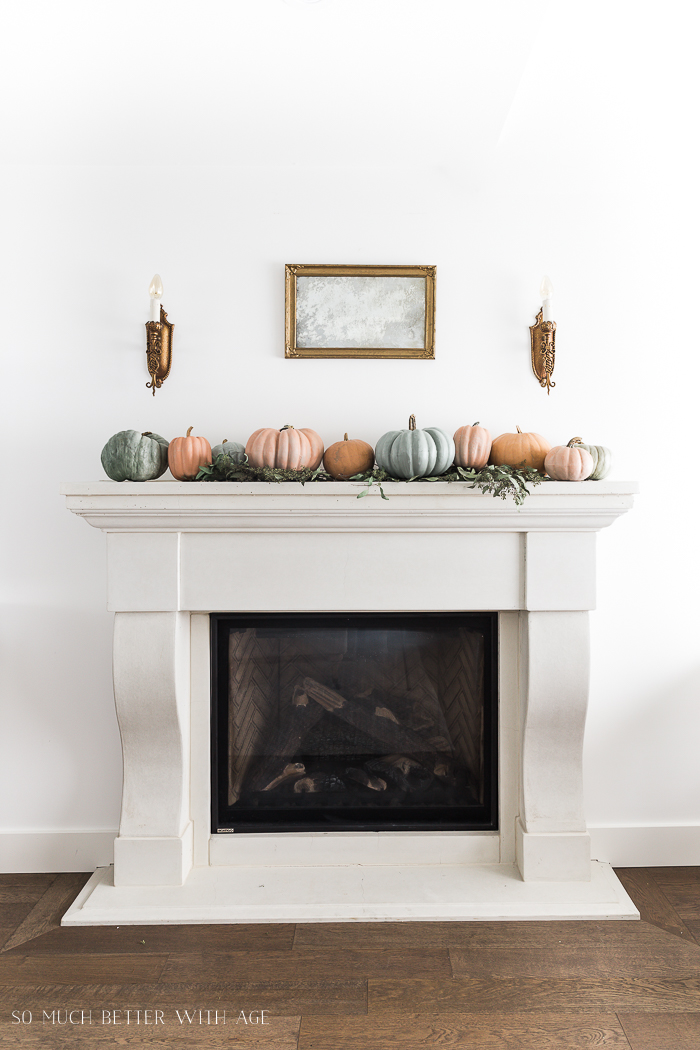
[211,613,497,833]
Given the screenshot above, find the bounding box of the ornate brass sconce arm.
[145,306,173,395]
[529,308,556,394]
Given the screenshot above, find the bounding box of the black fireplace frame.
[210,612,498,834]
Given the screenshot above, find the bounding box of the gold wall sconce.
[145,274,173,395]
[530,275,556,394]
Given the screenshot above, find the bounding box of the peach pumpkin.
[454,422,492,470]
[323,433,374,479]
[489,426,551,472]
[544,437,594,481]
[168,426,212,480]
[245,425,324,471]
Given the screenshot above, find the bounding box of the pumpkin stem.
[516,426,522,434]
[408,414,417,431]
[473,422,480,427]
[567,436,583,447]
[223,439,228,444]
[343,433,349,441]
[142,431,152,436]
[186,426,194,438]
[280,425,294,431]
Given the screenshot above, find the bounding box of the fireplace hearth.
[61,479,639,923]
[212,613,497,833]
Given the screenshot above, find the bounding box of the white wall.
[2,0,699,869]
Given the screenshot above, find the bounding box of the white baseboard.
[590,825,700,867]
[0,831,116,872]
[2,827,699,874]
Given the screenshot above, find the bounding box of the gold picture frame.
[285,264,436,359]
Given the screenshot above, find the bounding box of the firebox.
[211,612,497,833]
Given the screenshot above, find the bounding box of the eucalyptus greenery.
[350,464,543,504]
[196,455,325,485]
[196,453,544,505]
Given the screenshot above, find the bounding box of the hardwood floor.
[0,868,699,1047]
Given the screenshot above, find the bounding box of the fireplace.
[212,613,497,833]
[61,478,640,923]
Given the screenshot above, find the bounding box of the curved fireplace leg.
[112,612,193,886]
[516,611,592,881]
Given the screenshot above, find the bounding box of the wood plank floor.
[0,867,699,1047]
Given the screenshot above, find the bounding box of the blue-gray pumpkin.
[375,414,455,479]
[101,430,169,482]
[571,439,612,480]
[211,439,246,464]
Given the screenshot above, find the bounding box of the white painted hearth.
[62,480,638,924]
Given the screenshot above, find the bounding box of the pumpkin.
[375,414,455,479]
[101,430,169,482]
[168,426,212,480]
[544,436,594,481]
[454,422,492,470]
[490,426,552,472]
[570,439,612,480]
[245,425,324,471]
[323,433,374,479]
[211,438,246,464]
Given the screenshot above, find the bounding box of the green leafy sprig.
[196,453,327,484]
[196,453,544,504]
[350,464,543,505]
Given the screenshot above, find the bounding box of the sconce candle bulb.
[540,274,554,322]
[149,273,163,321]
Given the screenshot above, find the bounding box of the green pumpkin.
[101,430,169,482]
[375,414,455,479]
[571,439,612,480]
[211,439,246,464]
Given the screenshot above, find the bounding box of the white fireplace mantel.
[61,479,639,924]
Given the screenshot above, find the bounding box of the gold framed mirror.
[285,264,436,359]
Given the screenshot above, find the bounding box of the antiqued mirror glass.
[285,264,436,359]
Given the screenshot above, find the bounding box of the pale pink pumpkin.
[544,436,594,481]
[168,426,212,480]
[245,425,324,471]
[453,422,492,470]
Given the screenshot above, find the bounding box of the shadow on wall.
[0,605,121,831]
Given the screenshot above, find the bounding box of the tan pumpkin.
[323,433,374,479]
[489,426,552,472]
[245,424,324,471]
[168,426,212,480]
[544,436,594,482]
[454,422,492,470]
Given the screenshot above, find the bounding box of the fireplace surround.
[61,478,638,923]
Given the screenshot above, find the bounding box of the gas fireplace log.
[384,754,424,776]
[433,758,456,781]
[293,773,346,794]
[260,762,306,791]
[302,677,434,754]
[367,754,436,793]
[246,685,326,793]
[300,678,345,711]
[345,767,387,791]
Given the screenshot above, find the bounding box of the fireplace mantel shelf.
[62,479,638,533]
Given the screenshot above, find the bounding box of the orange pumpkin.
[168,426,212,480]
[544,437,594,481]
[323,433,374,479]
[489,426,551,472]
[454,422,492,470]
[245,425,324,471]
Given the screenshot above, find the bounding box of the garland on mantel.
[196,454,544,506]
